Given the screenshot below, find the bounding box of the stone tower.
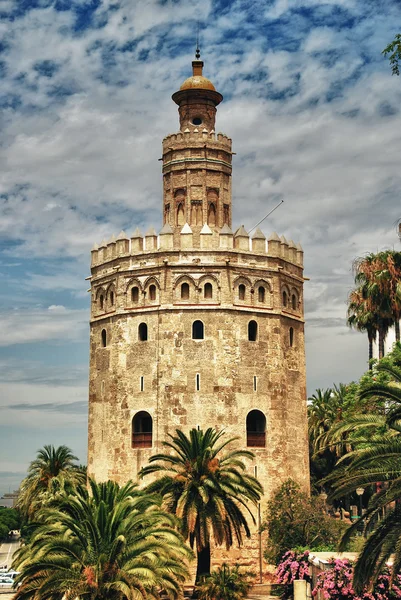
[88,55,309,509]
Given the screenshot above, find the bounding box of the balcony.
[246,431,266,448]
[132,432,152,448]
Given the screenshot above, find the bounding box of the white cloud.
[0,306,87,346]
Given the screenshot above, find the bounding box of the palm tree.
[324,348,401,591]
[17,445,86,521]
[350,251,401,359]
[196,563,252,600]
[139,428,263,584]
[347,287,378,366]
[13,479,191,600]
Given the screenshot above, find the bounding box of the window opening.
[207,203,216,227]
[192,117,202,125]
[177,203,185,226]
[292,294,297,310]
[132,411,152,448]
[99,294,104,310]
[192,320,204,340]
[282,290,288,307]
[246,410,266,447]
[181,282,189,300]
[204,282,213,299]
[149,285,156,301]
[258,286,265,303]
[140,376,144,392]
[253,376,257,391]
[101,329,107,347]
[138,323,148,342]
[289,327,294,347]
[196,373,200,391]
[248,320,258,342]
[238,284,245,301]
[110,291,114,305]
[131,287,139,303]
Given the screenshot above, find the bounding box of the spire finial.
[195,21,201,59]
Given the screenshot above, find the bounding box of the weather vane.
[195,20,200,59]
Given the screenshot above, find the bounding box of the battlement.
[162,130,232,152]
[91,225,303,270]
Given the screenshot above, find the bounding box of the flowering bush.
[312,558,401,600]
[276,550,311,598]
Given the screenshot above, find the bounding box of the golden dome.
[180,74,216,91]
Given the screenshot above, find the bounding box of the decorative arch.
[132,411,152,448]
[198,274,220,304]
[254,279,272,306]
[246,410,266,447]
[95,287,106,312]
[144,278,160,304]
[126,279,143,306]
[234,276,252,303]
[174,275,196,303]
[282,285,290,308]
[106,283,116,309]
[290,288,299,311]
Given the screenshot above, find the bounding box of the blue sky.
[1,0,401,495]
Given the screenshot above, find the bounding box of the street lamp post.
[356,487,364,517]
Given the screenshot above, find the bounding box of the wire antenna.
[248,199,284,234]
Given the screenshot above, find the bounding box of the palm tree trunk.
[195,544,211,584]
[368,336,373,369]
[395,319,400,342]
[379,329,385,359]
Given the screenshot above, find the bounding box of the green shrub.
[196,564,254,600]
[264,479,348,564]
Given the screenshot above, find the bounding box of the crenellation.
[116,231,129,256]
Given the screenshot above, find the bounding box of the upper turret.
[172,52,223,132]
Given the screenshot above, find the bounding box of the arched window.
[246,410,266,447]
[291,294,297,310]
[181,282,189,300]
[289,327,294,347]
[248,320,258,341]
[239,284,245,301]
[208,203,216,226]
[132,411,152,448]
[138,323,148,342]
[110,291,114,305]
[177,203,185,226]
[192,320,204,340]
[131,286,139,303]
[149,285,156,301]
[258,286,265,303]
[101,329,107,347]
[282,290,288,307]
[204,282,213,299]
[99,294,104,310]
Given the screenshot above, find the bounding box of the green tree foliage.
[322,343,401,591]
[17,445,86,521]
[0,507,20,539]
[12,479,191,600]
[349,251,401,359]
[140,428,262,583]
[263,480,347,565]
[308,384,358,491]
[196,564,253,600]
[383,34,401,76]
